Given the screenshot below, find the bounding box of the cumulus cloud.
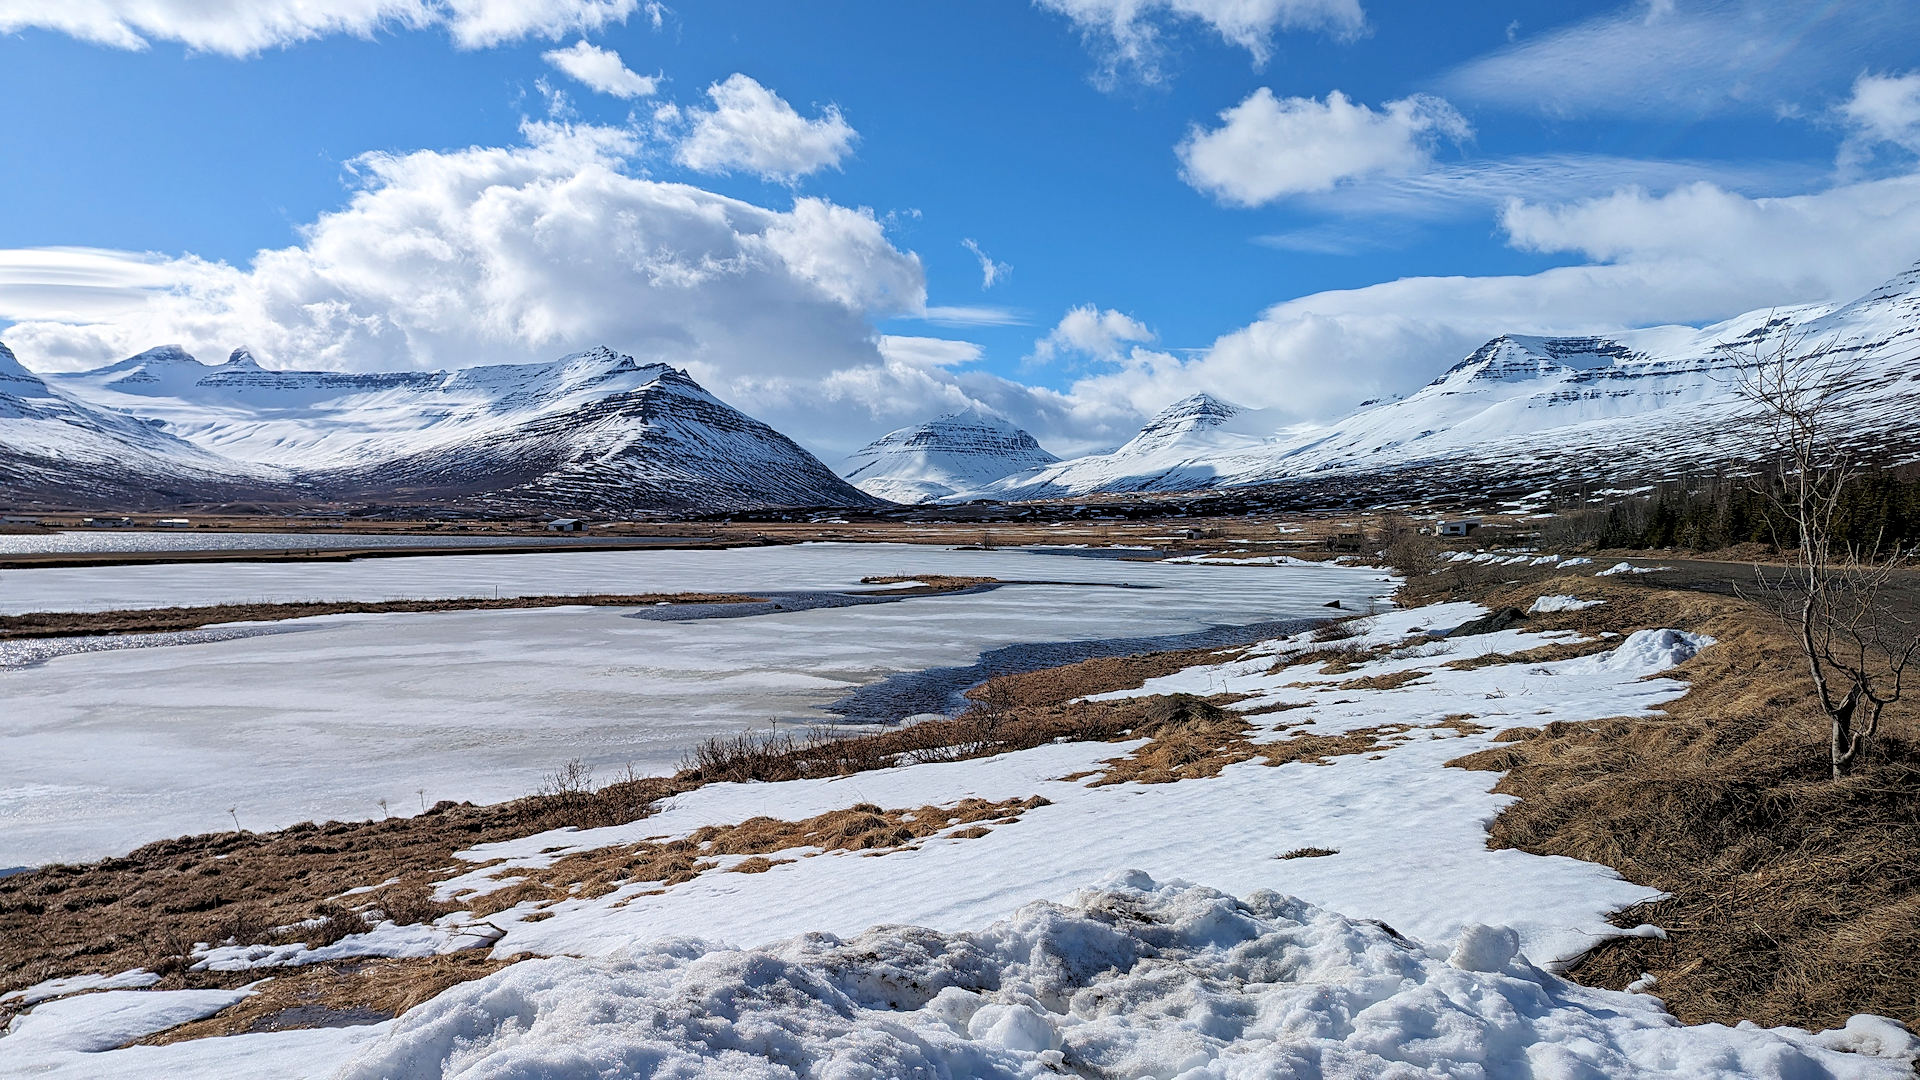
[1178,89,1470,206]
[1032,305,1155,364]
[960,239,1010,289]
[1055,173,1920,428]
[1839,71,1920,168]
[0,119,924,399]
[0,0,639,56]
[1440,0,1920,119]
[542,40,656,99]
[669,74,857,182]
[1036,0,1365,84]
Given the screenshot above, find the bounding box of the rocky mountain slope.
[975,263,1920,505]
[5,347,882,514]
[838,406,1057,503]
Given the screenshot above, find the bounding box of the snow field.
[0,546,1390,866]
[331,874,1916,1080]
[8,590,1914,1078]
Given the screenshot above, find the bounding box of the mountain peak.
[225,347,262,369]
[133,344,199,365]
[840,408,1056,503]
[1142,392,1242,434]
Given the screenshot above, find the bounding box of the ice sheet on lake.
[0,546,1390,865]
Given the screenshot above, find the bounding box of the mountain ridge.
[5,346,882,514]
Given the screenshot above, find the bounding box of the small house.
[155,518,191,528]
[1439,518,1482,537]
[545,518,584,532]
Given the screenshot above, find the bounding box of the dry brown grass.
[1445,581,1920,1032]
[1337,669,1431,691]
[857,575,999,592]
[966,646,1242,709]
[0,593,760,640]
[1090,696,1257,785]
[454,797,1048,916]
[0,776,678,1022]
[143,953,514,1044]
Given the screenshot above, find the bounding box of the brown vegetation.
[1446,579,1920,1032]
[0,593,761,640]
[144,953,514,1044]
[0,775,678,1023]
[456,797,1048,917]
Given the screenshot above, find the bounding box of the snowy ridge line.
[6,345,880,513]
[964,261,1920,503]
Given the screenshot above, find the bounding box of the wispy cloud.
[960,239,1010,289]
[917,305,1030,327]
[0,0,644,56]
[1035,0,1364,86]
[1439,0,1920,119]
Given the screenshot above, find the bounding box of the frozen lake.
[0,529,672,555]
[0,544,1391,866]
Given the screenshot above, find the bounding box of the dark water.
[822,616,1318,723]
[1020,546,1168,560]
[622,582,1154,622]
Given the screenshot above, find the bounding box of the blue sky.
[2,0,1919,455]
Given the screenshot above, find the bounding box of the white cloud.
[0,0,638,56]
[1440,0,1920,119]
[1036,0,1365,84]
[1033,305,1155,364]
[1178,90,1470,207]
[1839,71,1920,168]
[0,120,924,402]
[542,40,655,99]
[1057,172,1920,427]
[671,74,856,182]
[918,305,1029,327]
[874,335,984,372]
[960,239,1010,289]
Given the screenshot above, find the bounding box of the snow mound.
[1529,594,1605,614]
[1597,561,1674,576]
[1573,628,1715,674]
[337,873,1912,1080]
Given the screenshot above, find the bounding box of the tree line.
[1541,463,1920,555]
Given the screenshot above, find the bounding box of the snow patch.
[337,874,1916,1080]
[1529,594,1605,614]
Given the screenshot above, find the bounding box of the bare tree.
[1725,329,1919,778]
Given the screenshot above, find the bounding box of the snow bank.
[1597,561,1673,576]
[1571,628,1714,674]
[192,919,484,972]
[338,873,1914,1080]
[3,987,250,1055]
[1529,594,1604,614]
[0,968,158,1006]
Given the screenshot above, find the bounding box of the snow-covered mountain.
[839,406,1057,503]
[969,263,1920,504]
[0,343,288,509]
[982,393,1268,501]
[8,346,882,514]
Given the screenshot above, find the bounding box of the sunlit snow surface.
[9,590,1920,1078]
[0,544,1389,865]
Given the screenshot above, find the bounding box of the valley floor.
[2,555,1916,1078]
